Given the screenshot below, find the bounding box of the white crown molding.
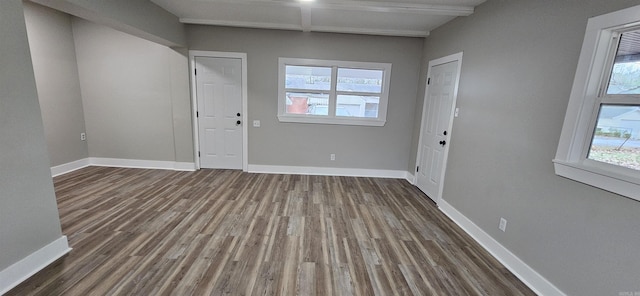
[438,200,566,296]
[0,236,71,295]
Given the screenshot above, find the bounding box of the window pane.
[588,105,640,170]
[606,30,640,94]
[337,68,383,93]
[285,92,329,115]
[285,66,331,91]
[336,95,380,118]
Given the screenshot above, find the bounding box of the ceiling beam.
[181,18,303,31]
[312,25,429,37]
[180,18,430,37]
[34,0,187,47]
[301,6,312,32]
[310,1,475,16]
[181,0,475,16]
[174,0,472,37]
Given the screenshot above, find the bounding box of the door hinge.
[427,78,431,85]
[416,166,419,172]
[196,111,199,118]
[198,151,200,157]
[194,68,197,75]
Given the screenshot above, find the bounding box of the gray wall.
[24,1,88,167]
[0,0,65,272]
[73,18,193,163]
[188,26,423,170]
[413,0,640,294]
[30,0,186,47]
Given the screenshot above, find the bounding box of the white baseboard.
[50,158,91,177]
[248,164,408,179]
[89,157,196,171]
[51,158,197,176]
[438,200,565,296]
[0,236,71,295]
[405,172,415,184]
[54,159,412,179]
[173,161,197,171]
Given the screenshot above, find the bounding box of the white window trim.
[277,58,391,126]
[554,4,640,201]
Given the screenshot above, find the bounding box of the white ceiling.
[151,0,486,37]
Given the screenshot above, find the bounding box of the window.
[277,58,391,126]
[588,105,640,171]
[554,4,640,201]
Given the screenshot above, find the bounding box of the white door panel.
[196,56,243,169]
[416,57,461,203]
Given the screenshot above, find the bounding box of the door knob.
[443,131,447,135]
[236,120,241,125]
[439,140,446,146]
[237,112,241,117]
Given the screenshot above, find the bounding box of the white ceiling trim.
[308,1,474,16]
[177,0,474,16]
[182,18,303,31]
[311,25,429,37]
[183,18,430,37]
[160,0,482,37]
[301,6,312,33]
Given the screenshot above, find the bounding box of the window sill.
[277,115,386,127]
[553,159,640,201]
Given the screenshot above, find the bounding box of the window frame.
[554,4,640,201]
[277,57,391,126]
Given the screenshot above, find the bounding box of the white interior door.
[416,54,462,203]
[195,56,243,169]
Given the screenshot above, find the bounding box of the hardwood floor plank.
[343,238,375,296]
[370,264,394,296]
[7,167,535,296]
[278,236,300,295]
[302,216,324,263]
[296,262,316,296]
[190,235,239,295]
[211,259,248,295]
[251,261,282,296]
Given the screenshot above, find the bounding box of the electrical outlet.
[80,132,86,141]
[499,217,507,232]
[330,154,335,161]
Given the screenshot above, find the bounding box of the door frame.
[189,50,248,171]
[415,52,463,204]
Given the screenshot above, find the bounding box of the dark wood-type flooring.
[7,167,535,295]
